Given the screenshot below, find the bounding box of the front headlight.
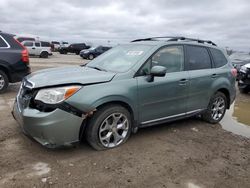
[35,86,81,104]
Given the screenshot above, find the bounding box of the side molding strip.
[141,109,203,125]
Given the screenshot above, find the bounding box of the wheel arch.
[0,64,10,81]
[40,50,49,54]
[216,88,230,109]
[79,100,138,141]
[95,100,135,120]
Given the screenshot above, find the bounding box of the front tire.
[0,70,9,94]
[202,92,227,124]
[60,50,67,54]
[85,105,132,150]
[88,54,94,60]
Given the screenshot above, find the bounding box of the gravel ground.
[0,53,250,188]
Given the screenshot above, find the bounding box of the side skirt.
[139,109,205,128]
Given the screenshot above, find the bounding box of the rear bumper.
[9,66,31,83]
[12,100,84,148]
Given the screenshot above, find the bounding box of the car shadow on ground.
[37,116,206,154]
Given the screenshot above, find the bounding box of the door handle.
[179,78,189,85]
[211,74,218,78]
[32,47,35,49]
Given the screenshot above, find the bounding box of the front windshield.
[86,44,152,73]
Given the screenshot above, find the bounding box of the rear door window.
[186,45,212,70]
[210,48,228,68]
[0,36,9,48]
[35,42,40,47]
[78,44,86,48]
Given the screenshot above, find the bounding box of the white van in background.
[22,41,52,58]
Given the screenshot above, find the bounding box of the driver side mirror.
[147,66,167,82]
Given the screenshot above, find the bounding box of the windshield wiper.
[87,66,107,72]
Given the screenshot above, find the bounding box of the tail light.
[231,68,237,78]
[14,38,30,65]
[21,48,29,65]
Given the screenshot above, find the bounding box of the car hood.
[80,49,88,52]
[80,49,91,54]
[25,66,116,88]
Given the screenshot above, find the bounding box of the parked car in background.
[0,31,30,93]
[16,36,35,43]
[22,41,52,58]
[51,41,60,51]
[59,43,90,55]
[13,36,236,150]
[238,63,250,93]
[229,52,250,72]
[80,46,112,59]
[60,41,69,48]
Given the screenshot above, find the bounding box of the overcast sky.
[0,0,250,50]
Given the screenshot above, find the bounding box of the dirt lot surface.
[0,53,250,188]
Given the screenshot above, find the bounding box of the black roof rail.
[131,36,217,46]
[131,36,182,42]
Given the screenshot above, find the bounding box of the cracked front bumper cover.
[12,100,84,148]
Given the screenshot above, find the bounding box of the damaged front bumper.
[12,100,84,148]
[238,67,250,88]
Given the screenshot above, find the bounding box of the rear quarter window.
[210,48,228,68]
[0,36,9,48]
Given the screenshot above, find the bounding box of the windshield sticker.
[126,51,144,56]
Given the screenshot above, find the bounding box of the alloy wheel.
[0,74,5,90]
[99,113,129,148]
[211,96,226,121]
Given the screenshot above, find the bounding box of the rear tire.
[202,92,227,124]
[0,70,9,94]
[40,51,49,58]
[60,50,67,54]
[85,105,132,150]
